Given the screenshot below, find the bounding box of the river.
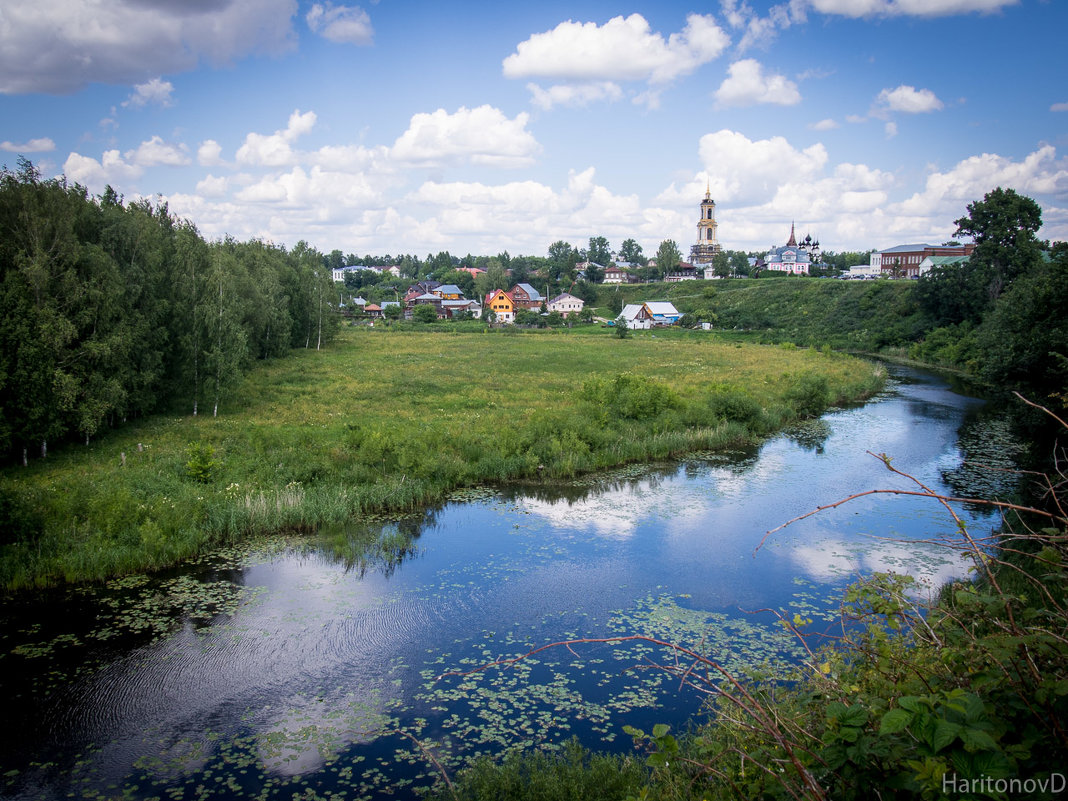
[0,366,1022,800]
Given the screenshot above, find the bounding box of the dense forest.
[0,160,339,463]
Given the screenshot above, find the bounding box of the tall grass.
[0,327,884,589]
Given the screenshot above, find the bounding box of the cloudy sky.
[2,0,1066,259]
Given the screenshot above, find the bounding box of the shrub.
[412,304,439,323]
[706,385,764,427]
[580,373,680,420]
[784,373,832,418]
[184,442,218,483]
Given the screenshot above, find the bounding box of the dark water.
[0,367,1021,801]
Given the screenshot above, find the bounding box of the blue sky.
[1,0,1066,259]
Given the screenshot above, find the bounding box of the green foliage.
[0,486,42,545]
[705,385,765,428]
[184,442,218,483]
[977,246,1068,407]
[955,186,1044,305]
[655,240,681,277]
[703,279,930,350]
[0,163,339,454]
[619,238,645,266]
[412,303,439,323]
[613,316,631,338]
[784,373,832,418]
[907,322,981,371]
[514,308,543,327]
[423,738,648,801]
[580,373,680,420]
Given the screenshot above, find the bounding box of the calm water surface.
[0,367,1019,800]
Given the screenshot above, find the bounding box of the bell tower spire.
[690,181,722,265]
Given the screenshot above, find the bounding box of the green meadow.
[0,325,883,589]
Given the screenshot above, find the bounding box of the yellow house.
[485,289,515,323]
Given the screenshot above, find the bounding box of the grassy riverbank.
[0,326,883,590]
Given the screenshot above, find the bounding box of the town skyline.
[1,0,1066,257]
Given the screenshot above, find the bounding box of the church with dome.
[759,224,821,275]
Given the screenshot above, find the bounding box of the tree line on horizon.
[0,160,339,463]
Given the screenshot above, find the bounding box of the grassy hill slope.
[598,278,930,351]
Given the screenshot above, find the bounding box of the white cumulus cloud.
[196,174,229,197]
[714,59,801,108]
[877,85,944,113]
[527,82,624,110]
[198,140,226,166]
[122,78,175,108]
[503,13,729,86]
[1,138,55,153]
[896,145,1068,221]
[126,136,190,167]
[63,150,143,190]
[390,106,540,168]
[236,110,317,166]
[305,3,373,45]
[657,129,827,207]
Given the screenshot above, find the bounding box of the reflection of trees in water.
[943,407,1026,514]
[317,507,439,578]
[783,419,832,454]
[499,465,675,506]
[500,447,763,506]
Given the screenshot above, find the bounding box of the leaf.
[880,708,913,735]
[897,696,924,713]
[841,705,869,728]
[651,724,670,739]
[931,720,962,753]
[645,752,670,768]
[958,728,997,752]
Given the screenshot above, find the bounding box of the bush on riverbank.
[0,328,883,589]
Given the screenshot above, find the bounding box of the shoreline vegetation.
[0,326,885,590]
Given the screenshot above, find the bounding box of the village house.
[872,243,975,278]
[406,292,443,318]
[664,262,698,282]
[547,293,584,317]
[332,265,372,282]
[604,265,636,284]
[644,301,682,326]
[917,254,970,278]
[432,284,465,300]
[510,283,545,310]
[485,288,516,323]
[455,266,485,279]
[441,299,482,319]
[405,281,441,301]
[619,304,653,329]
